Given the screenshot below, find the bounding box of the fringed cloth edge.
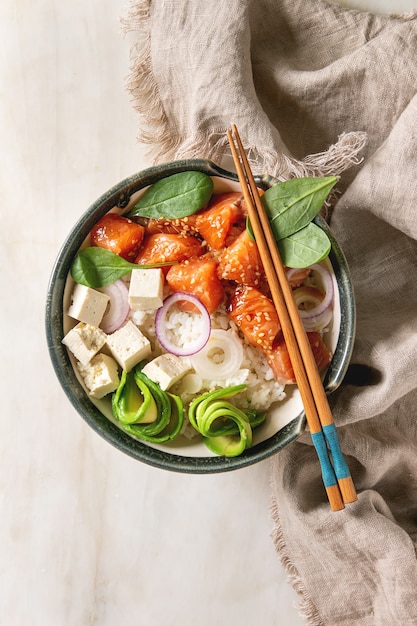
[120,0,367,183]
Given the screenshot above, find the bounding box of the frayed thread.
[121,0,367,194]
[121,0,176,156]
[389,10,417,20]
[235,132,367,181]
[121,0,367,178]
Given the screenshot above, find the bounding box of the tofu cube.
[106,320,151,371]
[128,268,164,311]
[62,322,107,365]
[67,283,109,327]
[141,354,191,390]
[77,353,120,399]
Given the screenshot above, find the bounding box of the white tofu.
[62,322,107,365]
[77,353,120,399]
[128,268,164,311]
[67,283,109,327]
[141,354,191,390]
[106,320,151,371]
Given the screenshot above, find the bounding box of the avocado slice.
[112,370,158,425]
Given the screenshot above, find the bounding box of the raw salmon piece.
[195,192,246,250]
[135,233,205,265]
[266,332,332,385]
[227,285,281,352]
[308,331,332,372]
[166,254,224,314]
[265,338,296,385]
[90,213,145,261]
[142,215,200,237]
[217,230,265,288]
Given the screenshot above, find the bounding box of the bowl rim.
[45,159,356,473]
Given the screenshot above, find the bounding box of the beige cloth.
[122,1,417,624]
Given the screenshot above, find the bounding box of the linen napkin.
[122,1,417,623]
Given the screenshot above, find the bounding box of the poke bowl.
[45,159,355,473]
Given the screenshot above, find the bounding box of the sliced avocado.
[188,384,247,431]
[112,370,158,425]
[120,389,184,444]
[132,369,172,436]
[204,429,250,457]
[187,385,254,457]
[137,393,185,443]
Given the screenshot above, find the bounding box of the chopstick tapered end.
[326,485,345,511]
[338,476,358,504]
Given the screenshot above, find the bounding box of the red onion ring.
[99,279,130,333]
[285,267,310,286]
[155,292,211,356]
[295,263,334,331]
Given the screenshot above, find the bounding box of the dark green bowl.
[45,159,355,473]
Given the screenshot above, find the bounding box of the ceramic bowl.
[45,159,355,473]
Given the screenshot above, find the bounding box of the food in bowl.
[58,165,346,461]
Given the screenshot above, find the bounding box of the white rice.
[130,302,286,423]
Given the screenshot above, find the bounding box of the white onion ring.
[293,286,324,309]
[296,263,334,331]
[99,279,130,333]
[190,329,244,380]
[155,292,211,356]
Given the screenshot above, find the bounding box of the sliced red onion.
[155,292,211,356]
[285,266,310,286]
[99,279,130,333]
[294,263,334,331]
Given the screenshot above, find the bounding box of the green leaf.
[70,247,172,288]
[277,222,331,268]
[128,171,214,219]
[262,176,337,240]
[71,247,138,287]
[246,215,255,241]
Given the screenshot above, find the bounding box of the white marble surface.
[2,1,415,625]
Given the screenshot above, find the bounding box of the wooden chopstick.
[227,125,357,511]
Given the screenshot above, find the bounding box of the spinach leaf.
[128,171,214,219]
[276,222,331,268]
[262,176,337,240]
[71,247,169,288]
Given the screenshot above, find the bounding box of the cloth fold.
[122,1,417,623]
